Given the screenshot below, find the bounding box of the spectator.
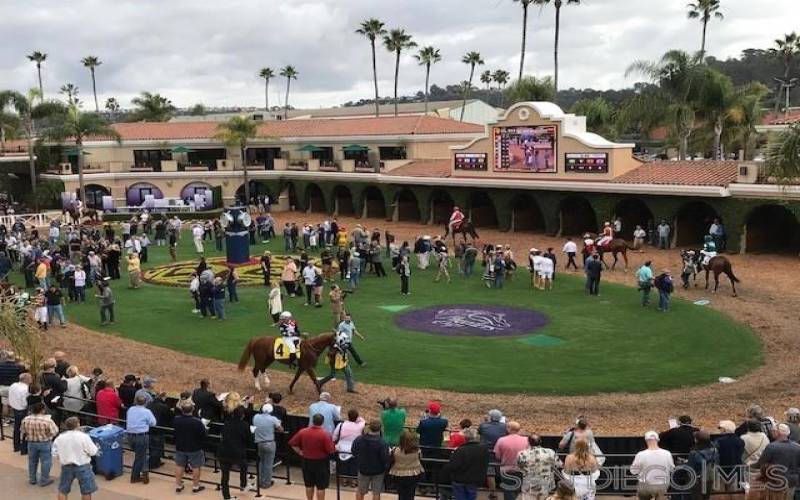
[332,408,366,485]
[192,223,204,253]
[127,252,141,289]
[94,380,123,425]
[134,376,157,406]
[654,269,674,312]
[735,404,777,440]
[785,408,800,443]
[687,430,718,500]
[657,220,671,249]
[630,431,675,500]
[269,281,283,324]
[517,434,560,500]
[95,279,114,326]
[443,428,490,500]
[54,351,70,378]
[399,254,411,295]
[268,392,288,423]
[741,420,769,483]
[714,420,744,497]
[253,403,283,490]
[218,406,252,500]
[381,398,407,447]
[549,481,578,500]
[494,421,529,500]
[22,401,58,487]
[659,415,699,455]
[289,413,336,500]
[449,419,473,449]
[417,401,448,448]
[633,225,647,250]
[479,409,508,450]
[9,372,31,455]
[146,392,173,470]
[173,399,207,494]
[63,365,90,414]
[45,284,66,327]
[559,417,597,453]
[308,392,341,435]
[126,394,156,484]
[752,424,800,500]
[117,374,141,408]
[636,261,654,307]
[390,430,424,500]
[40,358,67,418]
[0,350,24,416]
[52,417,99,500]
[212,276,226,320]
[192,379,223,422]
[352,419,391,500]
[585,254,602,296]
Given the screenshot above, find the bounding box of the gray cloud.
[0,0,795,109]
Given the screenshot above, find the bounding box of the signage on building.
[565,153,609,173]
[454,153,488,171]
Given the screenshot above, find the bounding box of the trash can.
[88,424,125,480]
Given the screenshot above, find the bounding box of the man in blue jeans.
[253,403,283,489]
[443,428,489,500]
[53,416,99,500]
[126,394,156,484]
[22,402,59,486]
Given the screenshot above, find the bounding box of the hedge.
[101,209,223,222]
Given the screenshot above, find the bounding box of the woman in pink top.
[332,408,365,486]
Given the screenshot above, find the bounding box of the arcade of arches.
[675,202,721,247]
[613,198,654,240]
[362,187,386,219]
[82,184,111,209]
[510,194,545,232]
[468,192,498,228]
[430,190,454,225]
[305,184,326,213]
[395,189,421,222]
[559,196,598,237]
[333,185,355,216]
[236,181,272,203]
[745,205,800,253]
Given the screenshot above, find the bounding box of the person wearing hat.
[715,420,744,494]
[253,402,283,489]
[417,402,448,449]
[654,269,674,312]
[135,377,158,406]
[630,431,675,500]
[785,408,800,443]
[95,277,115,326]
[448,206,465,235]
[260,250,272,287]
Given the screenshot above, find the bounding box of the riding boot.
[288,353,297,369]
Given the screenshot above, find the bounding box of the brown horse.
[443,220,480,243]
[65,207,99,225]
[237,332,335,394]
[585,233,631,271]
[683,250,740,297]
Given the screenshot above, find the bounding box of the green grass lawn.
[33,230,762,395]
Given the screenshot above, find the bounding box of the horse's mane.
[305,332,335,352]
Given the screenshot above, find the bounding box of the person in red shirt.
[448,419,472,448]
[289,413,335,500]
[94,380,123,425]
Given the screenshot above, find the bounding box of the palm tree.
[492,69,511,90]
[769,32,800,113]
[570,97,619,139]
[414,46,442,115]
[505,76,556,104]
[512,0,535,81]
[129,92,176,122]
[687,0,724,59]
[0,92,21,153]
[460,52,485,121]
[356,19,388,117]
[258,67,275,111]
[480,70,493,90]
[215,116,258,204]
[535,0,581,99]
[279,66,298,119]
[26,51,47,101]
[765,123,800,186]
[81,56,102,112]
[105,97,120,121]
[47,105,121,204]
[60,84,79,106]
[724,82,769,160]
[383,29,417,116]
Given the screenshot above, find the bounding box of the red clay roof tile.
[611,160,740,187]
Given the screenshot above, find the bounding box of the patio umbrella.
[171,145,192,153]
[341,144,369,152]
[296,145,323,152]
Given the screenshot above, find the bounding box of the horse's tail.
[727,264,740,283]
[237,338,255,371]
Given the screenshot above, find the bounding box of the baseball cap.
[644,431,659,442]
[786,408,800,416]
[427,401,441,414]
[488,409,503,421]
[142,376,157,388]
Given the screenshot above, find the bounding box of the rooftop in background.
[610,160,740,187]
[385,159,453,178]
[760,108,800,126]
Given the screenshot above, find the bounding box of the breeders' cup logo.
[432,308,511,332]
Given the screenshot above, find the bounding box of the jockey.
[699,235,717,266]
[278,311,301,366]
[449,206,465,233]
[597,222,614,248]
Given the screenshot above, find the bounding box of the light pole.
[773,77,798,119]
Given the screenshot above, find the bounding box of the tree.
[535,0,580,99]
[189,103,207,116]
[356,18,388,117]
[512,0,535,81]
[505,76,556,104]
[0,297,45,381]
[279,66,299,119]
[60,83,79,106]
[81,56,102,112]
[492,69,511,89]
[765,123,800,186]
[414,46,442,115]
[0,93,20,151]
[47,105,121,204]
[383,29,417,116]
[258,67,275,111]
[215,116,258,203]
[480,70,493,90]
[105,97,120,121]
[570,97,619,139]
[26,51,47,101]
[687,0,724,59]
[129,91,176,122]
[723,82,769,159]
[460,52,485,121]
[769,32,800,113]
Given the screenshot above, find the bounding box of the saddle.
[451,220,463,232]
[273,337,301,360]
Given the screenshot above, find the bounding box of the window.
[379,146,406,160]
[133,150,171,171]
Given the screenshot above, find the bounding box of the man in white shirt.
[562,238,578,271]
[192,224,204,254]
[302,261,317,306]
[52,416,99,500]
[540,254,554,290]
[9,372,31,454]
[73,265,87,303]
[633,225,647,251]
[630,431,675,500]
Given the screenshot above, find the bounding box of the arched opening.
[235,181,272,205]
[468,191,498,228]
[745,205,800,253]
[284,182,299,210]
[363,186,386,219]
[333,185,354,216]
[396,188,421,222]
[82,184,110,210]
[613,198,655,240]
[559,196,597,236]
[510,193,545,232]
[305,183,326,213]
[430,189,455,225]
[675,201,720,247]
[126,182,163,207]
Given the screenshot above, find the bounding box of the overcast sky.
[0,0,796,110]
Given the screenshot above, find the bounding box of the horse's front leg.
[704,269,710,290]
[305,368,321,394]
[729,274,738,297]
[288,367,303,394]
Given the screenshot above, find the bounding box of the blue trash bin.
[88,424,125,480]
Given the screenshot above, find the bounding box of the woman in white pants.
[563,439,600,500]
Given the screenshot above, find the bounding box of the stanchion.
[335,457,341,500]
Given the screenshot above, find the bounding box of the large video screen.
[493,125,557,173]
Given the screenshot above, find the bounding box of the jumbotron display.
[493,125,557,173]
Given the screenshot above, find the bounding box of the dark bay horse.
[237,332,335,394]
[443,220,480,243]
[682,250,740,297]
[585,233,631,271]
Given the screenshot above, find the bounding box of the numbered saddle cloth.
[330,351,348,370]
[273,338,300,360]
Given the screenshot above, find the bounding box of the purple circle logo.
[394,304,549,337]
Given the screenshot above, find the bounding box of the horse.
[585,233,631,271]
[681,250,740,297]
[443,219,480,244]
[237,332,335,394]
[65,207,99,225]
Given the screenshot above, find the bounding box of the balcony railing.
[287,160,308,171]
[319,161,340,172]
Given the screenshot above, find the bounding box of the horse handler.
[318,329,357,393]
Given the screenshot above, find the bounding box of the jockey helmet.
[453,206,460,211]
[279,311,293,320]
[604,222,611,226]
[704,235,713,242]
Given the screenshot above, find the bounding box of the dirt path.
[19,213,800,436]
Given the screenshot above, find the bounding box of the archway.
[396,188,421,222]
[430,189,455,225]
[363,186,386,219]
[510,193,545,232]
[745,204,800,253]
[235,181,272,205]
[559,196,597,236]
[126,182,163,207]
[305,183,326,213]
[613,198,655,240]
[284,182,299,210]
[82,184,110,210]
[675,201,720,247]
[468,192,498,228]
[333,185,354,216]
